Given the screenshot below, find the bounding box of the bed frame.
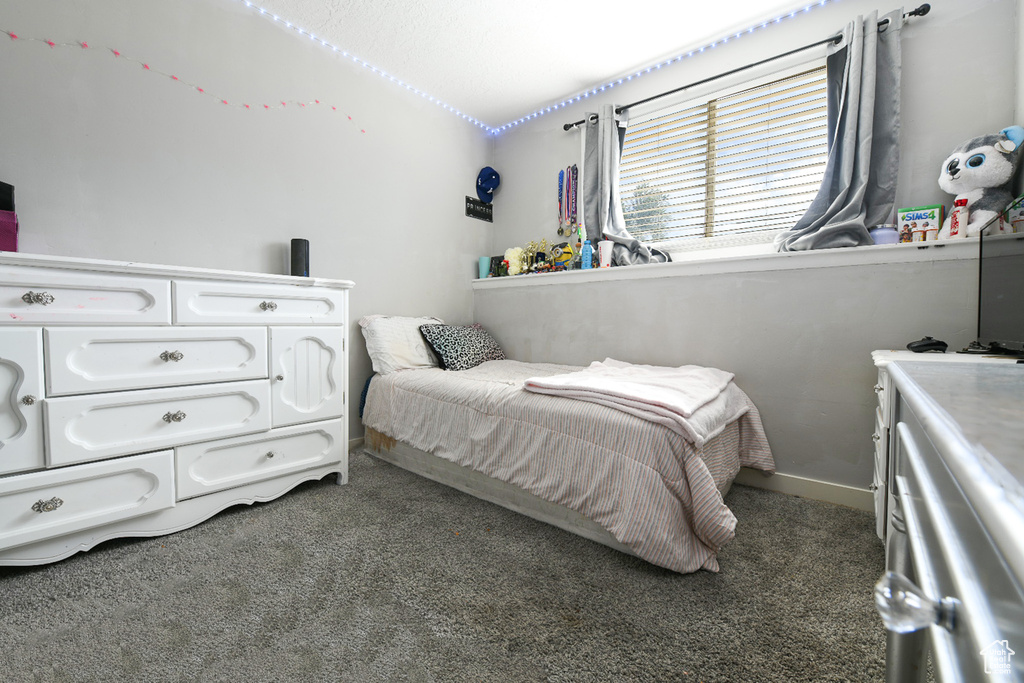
[361,427,636,558]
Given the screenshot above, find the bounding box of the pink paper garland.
[3,29,366,133]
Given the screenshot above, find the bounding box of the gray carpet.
[0,451,886,682]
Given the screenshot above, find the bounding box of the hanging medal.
[557,169,565,236]
[569,164,578,228]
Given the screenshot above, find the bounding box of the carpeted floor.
[0,450,886,682]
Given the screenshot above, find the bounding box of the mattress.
[362,359,775,573]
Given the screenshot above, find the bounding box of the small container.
[580,240,593,270]
[598,240,614,267]
[949,198,968,238]
[868,224,899,245]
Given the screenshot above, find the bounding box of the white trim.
[0,252,355,289]
[473,238,978,289]
[734,468,874,511]
[348,436,365,452]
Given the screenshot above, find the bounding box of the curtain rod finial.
[908,3,930,17]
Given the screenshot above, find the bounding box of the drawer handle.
[21,395,37,406]
[259,301,278,311]
[31,497,64,513]
[21,291,55,306]
[875,570,958,633]
[160,350,185,362]
[874,384,883,394]
[162,410,187,423]
[265,451,276,459]
[872,433,881,442]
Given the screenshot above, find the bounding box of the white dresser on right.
[870,350,1018,546]
[874,360,1024,682]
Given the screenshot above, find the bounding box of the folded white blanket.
[523,358,749,447]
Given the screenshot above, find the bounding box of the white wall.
[0,0,493,440]
[1018,0,1024,194]
[478,0,1020,490]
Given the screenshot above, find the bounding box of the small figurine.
[938,125,1024,237]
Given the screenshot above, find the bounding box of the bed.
[357,316,775,574]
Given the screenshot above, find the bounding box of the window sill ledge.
[471,239,978,290]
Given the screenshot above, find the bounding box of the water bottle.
[580,240,593,270]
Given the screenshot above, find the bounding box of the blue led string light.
[236,0,834,135]
[237,0,491,131]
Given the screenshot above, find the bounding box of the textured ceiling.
[244,0,814,129]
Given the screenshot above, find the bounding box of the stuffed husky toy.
[938,125,1024,237]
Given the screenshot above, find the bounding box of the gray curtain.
[583,104,671,265]
[774,9,903,252]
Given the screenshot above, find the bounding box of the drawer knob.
[276,375,285,382]
[160,350,185,362]
[874,384,883,394]
[31,497,64,513]
[21,395,37,406]
[21,291,55,306]
[162,410,187,423]
[265,451,276,459]
[874,570,958,633]
[259,301,278,311]
[872,433,881,443]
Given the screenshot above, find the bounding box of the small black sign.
[465,196,493,223]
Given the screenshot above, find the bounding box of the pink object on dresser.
[0,211,17,251]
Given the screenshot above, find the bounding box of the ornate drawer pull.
[32,497,64,513]
[160,350,185,362]
[21,395,37,406]
[259,301,278,311]
[21,291,55,306]
[162,410,187,423]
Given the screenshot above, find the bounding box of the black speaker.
[0,181,13,212]
[290,238,309,277]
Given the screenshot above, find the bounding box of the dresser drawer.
[44,380,271,466]
[45,327,268,396]
[174,280,346,325]
[872,406,887,539]
[176,419,344,499]
[895,408,1024,681]
[0,265,170,324]
[0,450,175,551]
[874,368,890,420]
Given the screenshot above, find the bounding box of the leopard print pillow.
[418,324,505,371]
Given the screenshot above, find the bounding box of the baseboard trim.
[348,436,365,452]
[733,468,873,512]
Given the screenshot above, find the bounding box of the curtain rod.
[563,3,931,131]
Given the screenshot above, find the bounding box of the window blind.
[620,65,829,246]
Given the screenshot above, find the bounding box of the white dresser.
[870,350,1018,545]
[875,360,1024,682]
[0,252,353,565]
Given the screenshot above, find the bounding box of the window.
[619,65,829,248]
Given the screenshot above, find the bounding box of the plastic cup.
[598,240,613,268]
[478,256,490,279]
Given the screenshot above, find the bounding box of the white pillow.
[358,315,444,374]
